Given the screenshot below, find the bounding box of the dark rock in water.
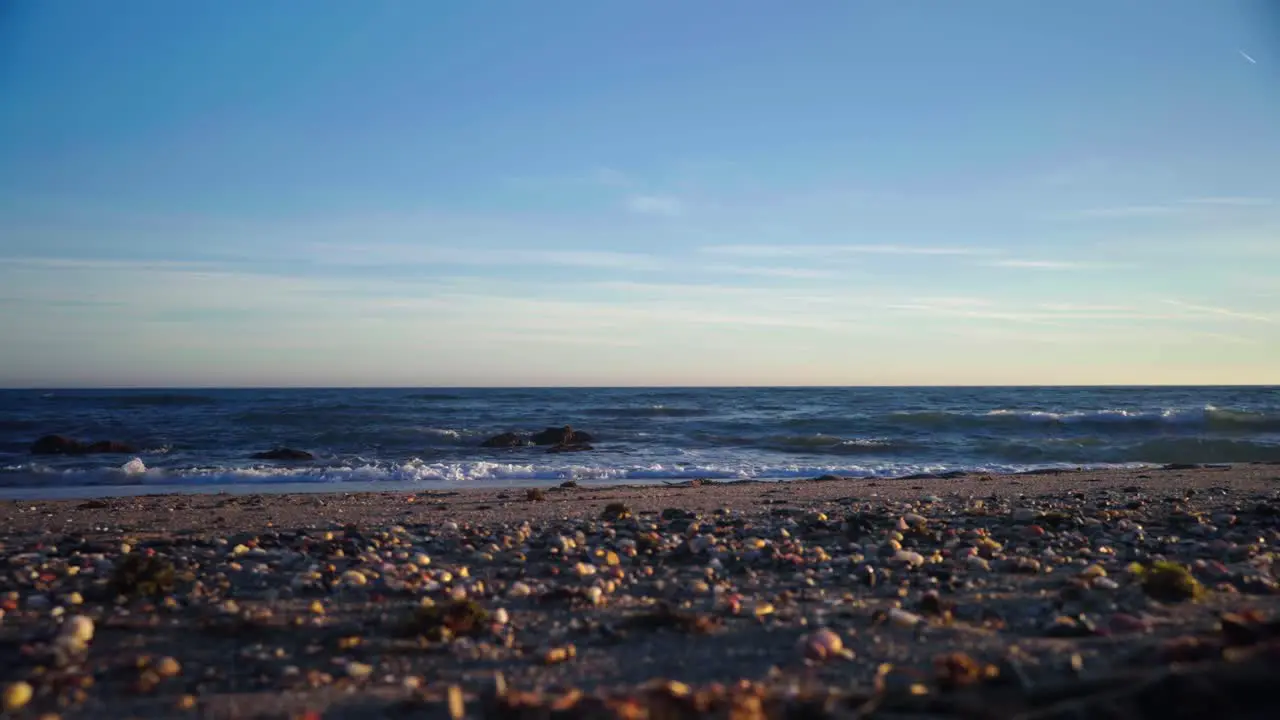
[480,432,527,448]
[251,447,314,461]
[546,443,593,454]
[30,435,84,455]
[83,440,138,454]
[531,426,595,445]
[30,435,137,455]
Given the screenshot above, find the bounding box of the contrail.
[1239,49,1257,64]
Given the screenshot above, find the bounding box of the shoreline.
[0,460,1269,503]
[1,465,1278,718]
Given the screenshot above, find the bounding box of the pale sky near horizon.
[1,0,1278,388]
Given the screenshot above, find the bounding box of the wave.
[41,393,219,408]
[0,457,1107,489]
[978,438,1280,465]
[692,433,910,455]
[405,392,468,401]
[887,406,1280,433]
[580,406,709,418]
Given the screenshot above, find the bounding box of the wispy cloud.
[700,244,996,258]
[1162,299,1277,324]
[308,243,663,271]
[981,259,1094,270]
[1180,196,1273,207]
[0,256,213,271]
[1036,157,1111,187]
[707,264,837,279]
[1079,196,1274,217]
[626,195,684,217]
[1078,205,1184,218]
[503,166,633,189]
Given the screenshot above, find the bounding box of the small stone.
[447,684,465,720]
[543,644,576,664]
[3,681,33,712]
[1109,613,1150,634]
[1092,577,1120,591]
[1080,564,1107,580]
[892,550,925,568]
[493,608,510,625]
[346,661,373,679]
[340,570,368,587]
[799,628,848,661]
[1012,508,1038,523]
[888,609,922,628]
[154,656,182,678]
[60,615,95,646]
[508,582,532,598]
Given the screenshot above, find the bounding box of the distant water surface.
[1,386,1278,494]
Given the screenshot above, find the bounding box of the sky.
[1,0,1278,388]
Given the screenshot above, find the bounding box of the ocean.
[1,386,1278,496]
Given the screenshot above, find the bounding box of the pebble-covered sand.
[2,465,1279,719]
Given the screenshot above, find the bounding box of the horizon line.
[2,383,1277,391]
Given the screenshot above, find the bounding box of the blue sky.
[1,0,1278,387]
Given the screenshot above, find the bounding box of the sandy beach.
[2,464,1279,719]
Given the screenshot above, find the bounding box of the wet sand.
[2,465,1279,719]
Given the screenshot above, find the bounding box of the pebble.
[155,656,182,677]
[1109,613,1150,634]
[799,628,849,661]
[892,550,925,568]
[902,513,927,528]
[966,556,991,572]
[1092,577,1120,591]
[59,614,94,646]
[2,681,33,712]
[888,609,922,628]
[1012,508,1038,523]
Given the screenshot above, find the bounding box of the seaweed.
[600,502,633,521]
[401,600,490,641]
[622,604,721,634]
[111,553,176,599]
[1140,561,1205,602]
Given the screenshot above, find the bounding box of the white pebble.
[1012,508,1038,523]
[888,608,922,628]
[1092,577,1120,591]
[892,550,925,568]
[966,556,991,571]
[59,615,95,646]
